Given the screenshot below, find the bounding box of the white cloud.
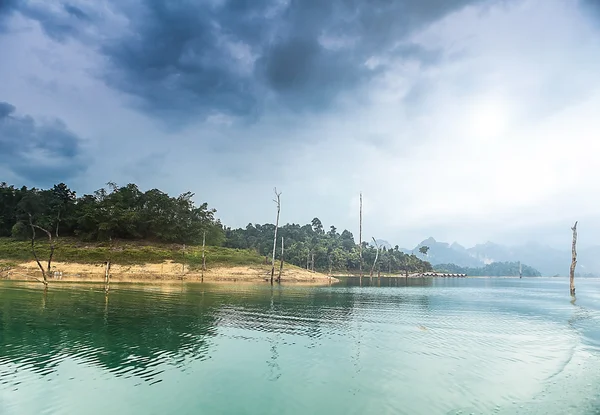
[1,0,599,248]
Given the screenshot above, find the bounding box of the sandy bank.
[0,260,337,285]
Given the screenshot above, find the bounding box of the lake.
[1,277,599,415]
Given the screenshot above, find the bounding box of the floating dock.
[410,272,467,278]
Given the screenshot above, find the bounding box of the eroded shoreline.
[0,260,337,285]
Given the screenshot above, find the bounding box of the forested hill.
[434,262,542,277]
[224,220,432,274]
[0,182,432,274]
[0,182,224,245]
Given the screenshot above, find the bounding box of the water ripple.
[1,279,599,414]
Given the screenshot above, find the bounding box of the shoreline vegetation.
[0,182,433,287]
[0,238,336,284]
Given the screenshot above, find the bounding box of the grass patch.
[0,237,266,267]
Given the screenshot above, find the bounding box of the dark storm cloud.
[0,101,86,185]
[0,0,17,32]
[580,0,600,19]
[63,4,89,21]
[5,0,489,121]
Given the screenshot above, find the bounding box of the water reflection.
[0,284,221,384]
[337,275,435,288]
[1,279,600,415]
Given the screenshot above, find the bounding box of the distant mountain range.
[401,237,600,277]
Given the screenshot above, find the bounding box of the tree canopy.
[224,221,432,274]
[0,182,224,245]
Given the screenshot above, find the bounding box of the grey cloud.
[100,1,263,123]
[581,0,600,15]
[63,4,89,21]
[0,101,86,185]
[0,0,17,32]
[0,0,16,16]
[0,101,15,117]
[17,2,89,42]
[5,0,489,123]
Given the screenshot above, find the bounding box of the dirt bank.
[0,260,337,285]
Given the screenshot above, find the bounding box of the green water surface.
[1,277,599,414]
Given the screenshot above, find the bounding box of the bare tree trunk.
[311,253,315,273]
[359,192,363,278]
[182,244,186,276]
[105,260,111,294]
[570,221,578,297]
[306,251,310,270]
[270,188,282,285]
[202,231,207,271]
[105,237,114,293]
[28,214,51,287]
[55,210,61,238]
[277,237,284,283]
[370,237,380,278]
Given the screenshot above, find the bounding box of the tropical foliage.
[1,182,433,274]
[0,182,224,245]
[224,218,432,274]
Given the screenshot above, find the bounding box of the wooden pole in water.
[270,188,281,285]
[570,221,578,297]
[359,192,363,279]
[277,237,284,283]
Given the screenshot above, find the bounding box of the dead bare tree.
[105,259,111,294]
[105,237,115,294]
[28,213,53,287]
[182,244,186,275]
[270,188,282,285]
[55,209,61,238]
[201,231,207,281]
[359,192,363,278]
[570,221,578,296]
[277,237,284,283]
[370,237,380,278]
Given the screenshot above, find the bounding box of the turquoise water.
[1,278,599,414]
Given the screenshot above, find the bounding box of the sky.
[1,0,599,250]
